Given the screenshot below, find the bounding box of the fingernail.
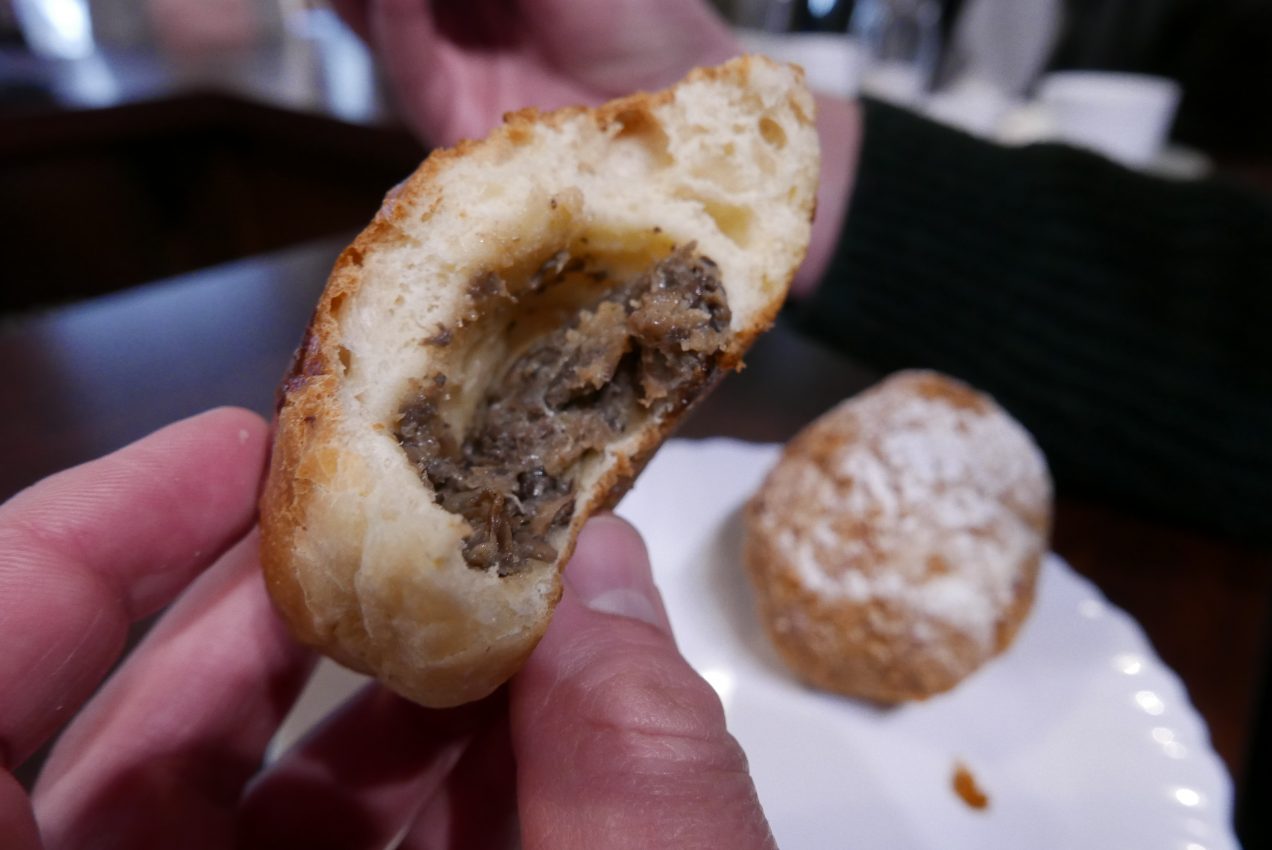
[565,515,668,632]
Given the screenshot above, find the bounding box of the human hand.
[4,411,776,848]
[334,0,857,295]
[330,0,741,147]
[1,408,309,848]
[239,515,777,849]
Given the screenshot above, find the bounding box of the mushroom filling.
[396,244,731,576]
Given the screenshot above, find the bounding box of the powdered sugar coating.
[748,370,1052,697]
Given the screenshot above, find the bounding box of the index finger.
[0,407,269,768]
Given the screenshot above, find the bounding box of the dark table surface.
[2,235,1269,838]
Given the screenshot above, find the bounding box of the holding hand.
[331,0,742,146]
[333,0,857,291]
[2,410,776,848]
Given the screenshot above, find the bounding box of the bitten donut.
[259,57,820,708]
[744,370,1053,703]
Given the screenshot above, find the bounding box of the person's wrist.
[791,94,861,299]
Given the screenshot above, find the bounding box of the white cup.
[1035,71,1182,167]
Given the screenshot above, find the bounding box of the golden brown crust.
[259,56,819,707]
[744,371,1053,703]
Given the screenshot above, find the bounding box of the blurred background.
[1,0,1270,317]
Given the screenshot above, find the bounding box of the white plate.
[616,439,1239,850]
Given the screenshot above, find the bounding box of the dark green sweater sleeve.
[795,98,1272,542]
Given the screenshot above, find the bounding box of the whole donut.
[744,370,1053,703]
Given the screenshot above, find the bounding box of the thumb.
[510,515,776,850]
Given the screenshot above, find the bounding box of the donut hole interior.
[395,238,731,576]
